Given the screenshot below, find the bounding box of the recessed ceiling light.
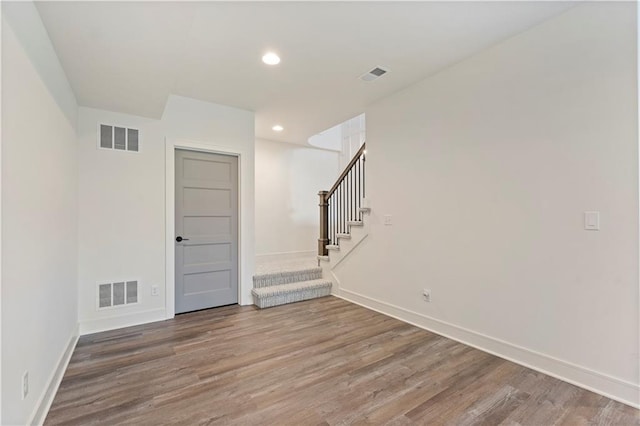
[272,125,284,132]
[262,52,281,65]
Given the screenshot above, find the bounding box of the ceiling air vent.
[359,66,389,82]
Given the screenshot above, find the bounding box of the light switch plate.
[584,211,600,230]
[383,215,392,225]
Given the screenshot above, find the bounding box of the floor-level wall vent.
[98,280,139,309]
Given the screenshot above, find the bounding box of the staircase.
[251,258,332,308]
[317,206,370,267]
[252,143,366,309]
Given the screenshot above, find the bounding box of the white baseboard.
[336,289,640,409]
[79,308,166,336]
[29,324,79,426]
[255,250,316,264]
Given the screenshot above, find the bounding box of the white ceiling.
[35,1,575,145]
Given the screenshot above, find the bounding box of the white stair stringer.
[318,208,371,295]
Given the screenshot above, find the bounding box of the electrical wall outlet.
[151,285,159,296]
[22,371,29,400]
[422,289,431,303]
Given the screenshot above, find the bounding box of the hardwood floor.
[45,297,639,425]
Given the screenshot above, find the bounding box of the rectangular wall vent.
[98,280,139,309]
[99,124,140,152]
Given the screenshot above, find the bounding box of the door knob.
[176,236,189,242]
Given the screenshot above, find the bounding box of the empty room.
[1,1,639,425]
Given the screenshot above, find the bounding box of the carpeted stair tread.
[253,266,322,288]
[251,279,332,308]
[252,279,331,296]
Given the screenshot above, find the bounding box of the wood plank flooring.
[45,297,639,425]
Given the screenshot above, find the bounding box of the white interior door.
[175,149,238,314]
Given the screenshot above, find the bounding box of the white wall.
[77,108,166,333]
[339,114,366,171]
[308,125,342,152]
[77,95,254,334]
[333,2,639,406]
[162,95,255,306]
[1,3,79,424]
[255,139,340,258]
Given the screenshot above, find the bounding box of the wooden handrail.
[326,143,366,199]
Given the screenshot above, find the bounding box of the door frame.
[165,138,243,319]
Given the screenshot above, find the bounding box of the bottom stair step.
[251,279,332,309]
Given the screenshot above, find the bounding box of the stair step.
[253,267,322,288]
[337,233,351,240]
[327,244,340,251]
[317,255,330,262]
[359,207,371,213]
[348,220,364,227]
[252,279,332,308]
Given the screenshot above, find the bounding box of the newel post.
[318,190,329,256]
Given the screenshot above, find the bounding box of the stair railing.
[318,143,366,256]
